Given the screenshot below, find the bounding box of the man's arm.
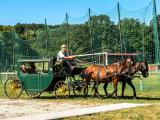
[63,56,75,60]
[58,51,75,61]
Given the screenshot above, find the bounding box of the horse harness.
[95,65,101,88]
[104,59,134,79]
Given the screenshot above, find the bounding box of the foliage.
[0,14,160,70]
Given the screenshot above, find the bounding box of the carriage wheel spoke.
[4,77,22,99]
[54,81,70,99]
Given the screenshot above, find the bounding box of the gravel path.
[0,99,151,120]
[0,99,95,120]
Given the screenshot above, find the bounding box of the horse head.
[126,56,135,66]
[139,61,149,78]
[119,56,135,75]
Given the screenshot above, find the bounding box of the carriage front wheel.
[73,80,88,96]
[4,76,22,99]
[54,81,70,99]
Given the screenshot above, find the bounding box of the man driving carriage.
[57,44,76,74]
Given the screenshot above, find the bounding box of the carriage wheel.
[4,76,22,99]
[25,90,42,98]
[73,80,88,96]
[54,81,70,99]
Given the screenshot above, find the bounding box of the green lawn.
[0,75,160,101]
[0,75,160,119]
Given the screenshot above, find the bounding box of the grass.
[63,105,160,120]
[0,75,160,100]
[0,74,160,119]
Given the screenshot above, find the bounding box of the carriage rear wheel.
[4,76,22,99]
[73,80,88,96]
[25,90,42,98]
[54,81,70,99]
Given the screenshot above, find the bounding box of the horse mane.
[118,57,134,74]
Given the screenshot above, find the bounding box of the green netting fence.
[0,0,159,71]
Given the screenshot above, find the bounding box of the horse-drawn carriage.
[4,56,149,99]
[4,57,87,99]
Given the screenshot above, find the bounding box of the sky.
[0,0,160,25]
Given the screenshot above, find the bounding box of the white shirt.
[57,50,69,62]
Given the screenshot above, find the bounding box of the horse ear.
[130,56,135,63]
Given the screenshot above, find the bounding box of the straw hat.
[61,44,67,48]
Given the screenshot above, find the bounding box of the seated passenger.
[57,44,76,74]
[20,64,27,73]
[29,62,37,73]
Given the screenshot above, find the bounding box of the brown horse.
[81,57,135,98]
[103,61,149,99]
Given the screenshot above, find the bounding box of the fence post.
[88,8,94,62]
[105,52,108,65]
[66,13,69,51]
[25,24,29,56]
[45,18,48,52]
[117,2,124,59]
[140,79,143,92]
[12,27,15,70]
[153,0,159,64]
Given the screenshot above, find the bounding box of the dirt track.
[0,99,150,120]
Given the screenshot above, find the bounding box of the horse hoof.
[106,94,110,98]
[97,96,102,100]
[114,96,119,99]
[133,97,136,99]
[91,95,96,98]
[83,95,87,98]
[106,94,113,98]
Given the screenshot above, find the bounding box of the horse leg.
[103,82,109,96]
[95,85,101,99]
[83,78,90,97]
[121,81,126,98]
[127,80,136,99]
[84,81,88,97]
[92,81,101,99]
[111,78,118,99]
[92,81,97,98]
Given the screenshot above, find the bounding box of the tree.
[88,15,119,53]
[0,25,3,31]
[118,18,143,53]
[68,24,90,54]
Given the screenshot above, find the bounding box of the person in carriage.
[56,44,76,74]
[29,62,37,73]
[20,64,27,73]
